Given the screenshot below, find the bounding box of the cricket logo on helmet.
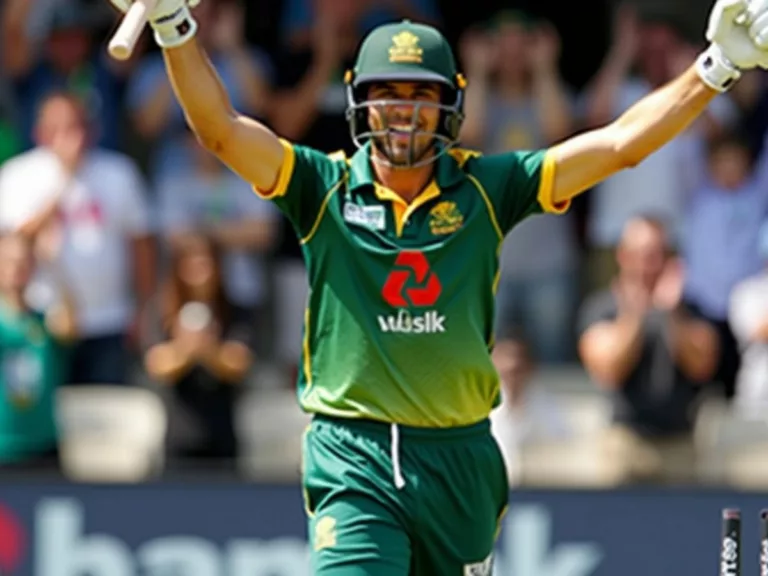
[388,31,423,63]
[345,20,467,169]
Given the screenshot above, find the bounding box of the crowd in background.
[2,0,768,487]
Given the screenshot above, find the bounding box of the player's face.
[366,81,442,166]
[0,236,34,294]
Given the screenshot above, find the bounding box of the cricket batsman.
[108,0,768,573]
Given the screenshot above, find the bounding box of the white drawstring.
[390,423,406,489]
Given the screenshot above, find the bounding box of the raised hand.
[704,0,768,74]
[106,0,201,49]
[313,11,343,66]
[611,4,640,64]
[107,0,199,17]
[208,1,245,53]
[459,30,496,77]
[527,23,561,70]
[613,279,652,319]
[743,0,768,49]
[653,258,685,312]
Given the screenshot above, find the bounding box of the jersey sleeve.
[474,148,570,236]
[252,138,342,240]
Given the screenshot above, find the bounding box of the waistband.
[310,413,491,442]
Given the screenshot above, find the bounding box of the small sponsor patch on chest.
[429,201,463,235]
[343,203,386,231]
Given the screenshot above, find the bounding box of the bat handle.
[108,0,156,61]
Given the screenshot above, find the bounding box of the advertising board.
[0,483,762,575]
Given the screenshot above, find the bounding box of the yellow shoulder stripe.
[253,138,296,200]
[448,147,482,168]
[537,148,570,214]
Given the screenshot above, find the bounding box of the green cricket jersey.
[0,306,67,462]
[255,140,569,427]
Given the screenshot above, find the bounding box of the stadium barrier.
[0,482,764,575]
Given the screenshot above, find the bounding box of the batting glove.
[746,0,768,48]
[697,0,768,91]
[107,0,200,49]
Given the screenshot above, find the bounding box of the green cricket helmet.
[344,19,467,168]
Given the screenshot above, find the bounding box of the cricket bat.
[108,0,158,61]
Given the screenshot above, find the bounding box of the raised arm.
[107,0,286,192]
[581,4,638,129]
[162,38,284,192]
[550,66,717,205]
[548,0,768,206]
[457,29,494,148]
[268,15,342,141]
[529,24,573,144]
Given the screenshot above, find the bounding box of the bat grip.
[108,0,157,61]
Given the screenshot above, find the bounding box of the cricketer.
[106,0,768,573]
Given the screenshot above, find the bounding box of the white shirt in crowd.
[0,147,151,337]
[729,271,768,418]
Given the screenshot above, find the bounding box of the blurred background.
[2,0,768,573]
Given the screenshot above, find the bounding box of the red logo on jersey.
[381,251,441,307]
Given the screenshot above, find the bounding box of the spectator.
[157,129,279,352]
[0,91,156,386]
[127,0,272,184]
[578,216,718,485]
[581,7,737,291]
[144,234,253,465]
[460,11,579,363]
[681,131,768,399]
[490,335,572,485]
[280,0,441,52]
[0,233,76,472]
[2,0,127,151]
[729,222,768,419]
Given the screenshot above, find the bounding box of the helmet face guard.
[345,81,465,169]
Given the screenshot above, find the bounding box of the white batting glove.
[746,0,768,48]
[697,0,768,91]
[108,0,200,49]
